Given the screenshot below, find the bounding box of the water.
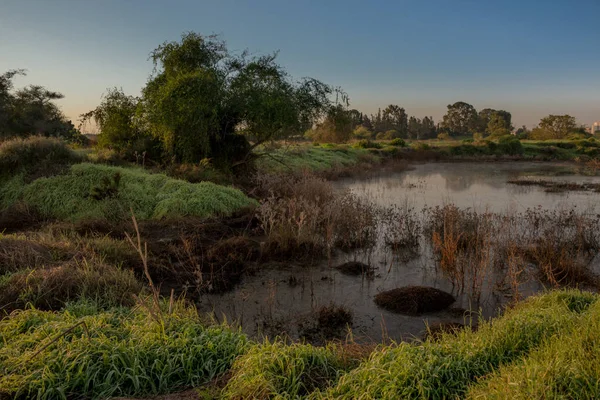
[198,162,600,343]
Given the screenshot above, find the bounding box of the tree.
[530,115,577,140]
[440,101,478,136]
[313,104,353,143]
[136,32,335,165]
[80,88,152,152]
[487,110,513,137]
[382,104,408,138]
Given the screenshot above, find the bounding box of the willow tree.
[139,32,335,166]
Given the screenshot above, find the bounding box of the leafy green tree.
[137,32,335,165]
[382,104,408,137]
[530,115,577,140]
[440,101,478,136]
[80,88,156,154]
[487,110,513,137]
[314,104,353,143]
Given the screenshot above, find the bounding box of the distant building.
[593,122,600,135]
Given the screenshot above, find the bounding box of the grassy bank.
[1,163,257,223]
[1,290,599,399]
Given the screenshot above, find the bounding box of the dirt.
[374,286,456,315]
[335,261,373,276]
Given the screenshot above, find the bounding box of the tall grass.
[0,302,248,399]
[0,136,82,180]
[2,163,257,222]
[313,290,596,399]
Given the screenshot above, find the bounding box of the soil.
[374,286,456,315]
[335,261,373,276]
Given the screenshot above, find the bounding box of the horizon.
[2,0,599,129]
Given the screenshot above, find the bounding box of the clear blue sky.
[1,0,599,129]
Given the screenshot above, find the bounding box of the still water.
[198,162,600,343]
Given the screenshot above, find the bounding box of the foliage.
[0,303,248,399]
[1,163,257,222]
[530,115,578,140]
[79,88,160,158]
[496,135,523,155]
[0,70,84,142]
[312,104,354,143]
[440,101,478,136]
[354,139,381,149]
[352,125,373,139]
[134,32,335,165]
[389,138,407,147]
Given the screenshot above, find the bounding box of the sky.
[1,0,599,130]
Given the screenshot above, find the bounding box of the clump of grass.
[3,163,257,223]
[0,136,82,181]
[257,173,378,257]
[314,290,596,399]
[0,236,54,274]
[223,341,362,399]
[466,298,600,399]
[0,259,143,313]
[0,302,248,399]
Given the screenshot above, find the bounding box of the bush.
[352,126,373,139]
[437,132,450,141]
[0,303,248,398]
[354,139,381,149]
[461,138,474,144]
[0,136,82,180]
[496,135,523,155]
[0,260,143,312]
[389,138,407,147]
[2,163,257,222]
[414,142,431,151]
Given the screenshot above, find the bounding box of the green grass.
[1,163,257,222]
[0,301,248,399]
[256,145,378,174]
[223,342,361,399]
[312,290,596,399]
[466,298,600,399]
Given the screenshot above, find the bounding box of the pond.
[198,162,600,343]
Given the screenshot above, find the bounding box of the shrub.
[0,136,82,180]
[437,132,450,141]
[0,260,143,312]
[354,139,381,149]
[496,135,523,155]
[461,138,474,144]
[2,163,257,222]
[389,138,407,147]
[0,303,248,398]
[414,142,431,151]
[352,126,373,139]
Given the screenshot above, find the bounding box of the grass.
[0,136,83,181]
[0,301,248,399]
[466,298,600,399]
[1,163,258,222]
[223,341,366,399]
[256,145,378,174]
[313,290,596,399]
